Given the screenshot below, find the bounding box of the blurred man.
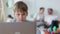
[44,8,58,26]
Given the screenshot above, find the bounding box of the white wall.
[4,0,14,17]
[4,0,60,20]
[21,0,60,20]
[36,0,60,17]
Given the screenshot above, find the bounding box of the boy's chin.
[17,20,24,22]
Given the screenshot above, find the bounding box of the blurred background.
[0,0,60,22]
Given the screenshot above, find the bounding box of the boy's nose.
[20,15,23,18]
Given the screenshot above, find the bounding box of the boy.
[34,7,45,34]
[44,8,58,33]
[34,7,44,22]
[10,1,28,22]
[34,7,45,27]
[44,8,58,26]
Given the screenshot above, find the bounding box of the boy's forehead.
[14,11,27,14]
[15,9,23,12]
[15,11,24,13]
[14,9,28,14]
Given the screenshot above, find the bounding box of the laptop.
[0,22,36,34]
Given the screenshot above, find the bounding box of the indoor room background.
[0,0,60,22]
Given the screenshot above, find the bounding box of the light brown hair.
[14,1,28,13]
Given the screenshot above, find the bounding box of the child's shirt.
[6,18,33,23]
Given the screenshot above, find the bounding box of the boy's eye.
[22,14,25,15]
[17,14,25,16]
[17,14,20,16]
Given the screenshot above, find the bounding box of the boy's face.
[48,9,53,15]
[14,9,27,22]
[39,9,44,14]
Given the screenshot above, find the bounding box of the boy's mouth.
[18,19,24,22]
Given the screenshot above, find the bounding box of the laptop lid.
[0,22,36,34]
